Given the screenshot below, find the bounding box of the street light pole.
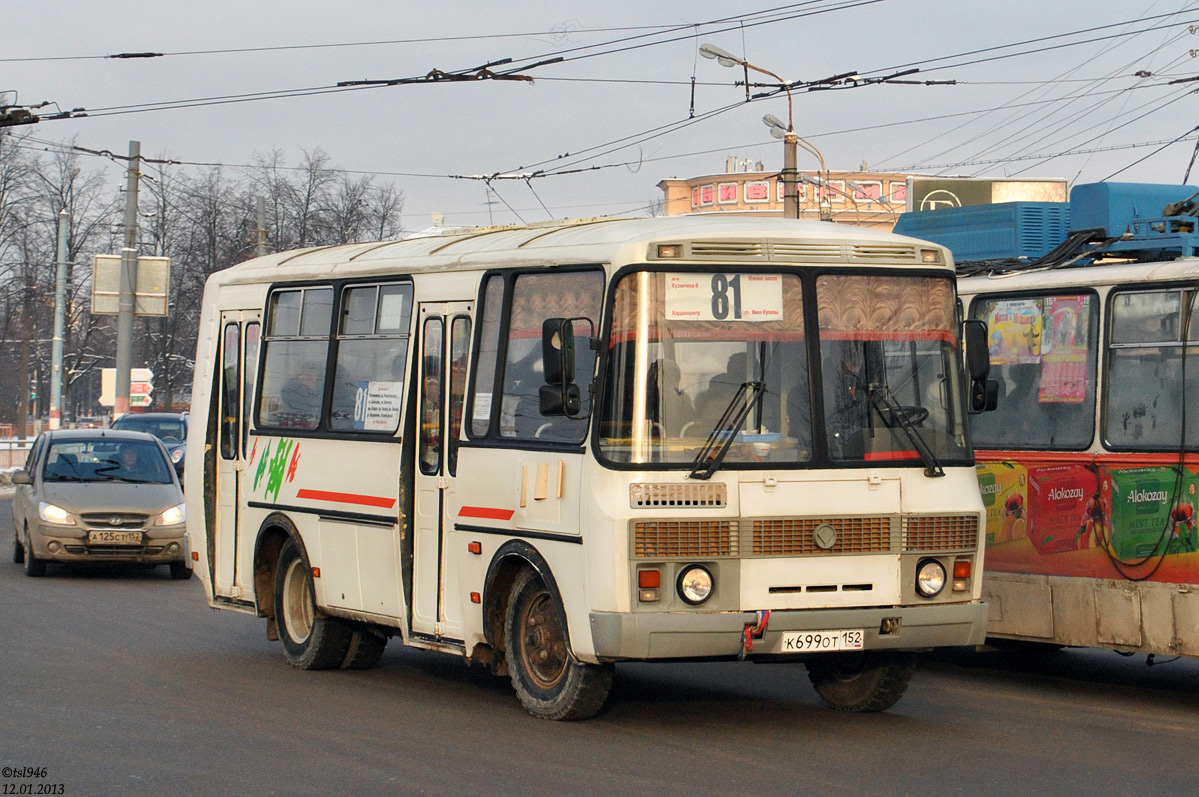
[700,43,830,221]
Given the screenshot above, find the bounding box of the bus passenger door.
[214,311,261,598]
[412,303,472,638]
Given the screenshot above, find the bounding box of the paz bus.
[185,214,992,719]
[900,182,1199,658]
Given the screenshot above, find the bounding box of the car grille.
[63,545,165,556]
[80,513,150,530]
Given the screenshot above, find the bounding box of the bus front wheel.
[505,568,613,720]
[274,539,352,670]
[805,651,916,713]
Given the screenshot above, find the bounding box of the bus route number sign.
[665,273,783,323]
[778,629,865,653]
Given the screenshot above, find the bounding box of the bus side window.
[473,268,602,444]
[1105,287,1199,449]
[257,287,333,431]
[969,293,1097,450]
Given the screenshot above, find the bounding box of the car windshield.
[597,270,972,468]
[110,416,186,443]
[42,439,174,484]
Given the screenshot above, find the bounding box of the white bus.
[186,215,991,719]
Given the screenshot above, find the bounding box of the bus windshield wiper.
[867,383,944,477]
[689,381,765,480]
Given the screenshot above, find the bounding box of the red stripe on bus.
[864,451,918,461]
[295,489,397,509]
[459,506,516,521]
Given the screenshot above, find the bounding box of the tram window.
[258,287,333,430]
[970,293,1098,450]
[1105,287,1199,449]
[328,282,413,433]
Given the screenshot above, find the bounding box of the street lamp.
[700,43,831,221]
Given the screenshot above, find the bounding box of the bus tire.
[505,568,612,720]
[341,627,387,669]
[805,651,916,713]
[274,539,351,670]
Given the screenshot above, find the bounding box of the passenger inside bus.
[824,342,870,458]
[646,358,693,437]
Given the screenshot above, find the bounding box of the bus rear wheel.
[505,569,612,720]
[805,651,916,713]
[274,539,351,670]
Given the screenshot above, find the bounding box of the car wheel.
[12,535,24,565]
[22,531,46,578]
[504,568,613,720]
[274,538,351,670]
[168,561,193,580]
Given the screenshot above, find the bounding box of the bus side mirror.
[963,319,990,381]
[970,379,999,414]
[541,318,580,416]
[963,319,998,414]
[541,318,575,386]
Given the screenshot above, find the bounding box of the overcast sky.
[6,1,1199,231]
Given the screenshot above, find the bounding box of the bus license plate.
[88,530,142,545]
[779,629,864,653]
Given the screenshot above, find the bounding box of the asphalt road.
[3,495,1199,796]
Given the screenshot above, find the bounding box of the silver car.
[10,429,190,579]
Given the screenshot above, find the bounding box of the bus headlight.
[677,565,713,605]
[916,559,946,597]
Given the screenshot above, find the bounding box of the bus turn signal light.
[467,541,482,555]
[638,569,661,602]
[953,560,971,592]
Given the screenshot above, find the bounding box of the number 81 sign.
[664,273,783,322]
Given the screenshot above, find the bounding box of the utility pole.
[49,208,69,430]
[256,196,267,256]
[782,133,799,220]
[114,140,141,419]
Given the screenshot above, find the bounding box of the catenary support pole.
[49,208,69,430]
[114,140,141,419]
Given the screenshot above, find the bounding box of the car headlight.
[916,558,947,597]
[677,564,714,605]
[156,503,186,526]
[38,502,74,526]
[170,448,184,463]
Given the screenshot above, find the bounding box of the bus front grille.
[902,514,979,552]
[751,516,894,556]
[632,520,738,558]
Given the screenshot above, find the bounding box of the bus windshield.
[597,269,971,468]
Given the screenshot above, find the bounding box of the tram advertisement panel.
[981,460,1199,582]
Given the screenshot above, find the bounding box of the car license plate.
[88,530,142,545]
[778,629,864,653]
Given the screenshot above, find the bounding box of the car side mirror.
[11,469,32,486]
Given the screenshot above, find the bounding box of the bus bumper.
[588,601,988,660]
